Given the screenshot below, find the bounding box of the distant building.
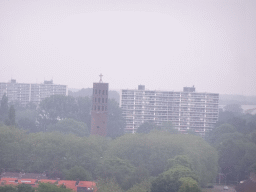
[0,79,67,106]
[90,74,108,136]
[0,176,96,191]
[121,85,219,136]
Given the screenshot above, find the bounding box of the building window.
[102,98,104,103]
[99,90,101,94]
[98,98,100,103]
[102,106,104,111]
[94,105,96,110]
[106,90,108,95]
[102,90,105,95]
[95,97,97,102]
[105,106,107,111]
[106,98,108,103]
[98,106,100,111]
[95,89,97,94]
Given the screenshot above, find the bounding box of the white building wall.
[121,87,219,136]
[0,80,67,106]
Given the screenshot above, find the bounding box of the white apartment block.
[121,85,219,136]
[0,79,68,106]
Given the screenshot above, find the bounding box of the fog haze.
[1,0,255,95]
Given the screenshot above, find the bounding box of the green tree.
[161,121,178,133]
[107,99,125,138]
[151,164,200,192]
[178,177,201,192]
[37,182,71,192]
[126,179,152,192]
[99,157,135,190]
[0,185,17,192]
[47,118,89,137]
[5,105,16,126]
[37,95,78,131]
[63,165,92,181]
[75,97,91,128]
[0,93,8,122]
[224,104,243,115]
[137,122,158,134]
[17,184,35,192]
[207,123,236,145]
[96,178,123,192]
[166,155,193,171]
[105,132,218,186]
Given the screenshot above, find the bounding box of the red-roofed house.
[0,178,97,192]
[18,179,38,187]
[0,178,18,186]
[76,181,96,192]
[57,180,77,191]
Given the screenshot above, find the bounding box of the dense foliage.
[0,183,71,192]
[2,94,255,191]
[0,124,217,191]
[207,104,256,185]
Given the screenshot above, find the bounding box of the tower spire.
[99,73,103,83]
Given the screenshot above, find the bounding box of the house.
[0,177,97,192]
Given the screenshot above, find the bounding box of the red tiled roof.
[58,180,77,191]
[0,178,18,186]
[18,179,38,185]
[1,177,97,192]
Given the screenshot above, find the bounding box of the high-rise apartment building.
[0,79,67,106]
[90,74,108,136]
[121,85,219,136]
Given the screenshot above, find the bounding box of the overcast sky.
[0,0,255,95]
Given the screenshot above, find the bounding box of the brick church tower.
[90,74,108,136]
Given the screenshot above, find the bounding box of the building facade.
[0,79,67,106]
[90,75,108,136]
[121,85,219,136]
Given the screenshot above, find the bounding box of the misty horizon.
[1,0,256,96]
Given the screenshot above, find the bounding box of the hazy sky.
[1,0,255,95]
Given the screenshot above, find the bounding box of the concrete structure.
[121,85,219,136]
[90,74,108,136]
[0,79,67,106]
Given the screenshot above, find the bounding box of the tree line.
[1,92,255,191]
[0,124,216,192]
[0,91,217,192]
[206,104,256,185]
[0,93,125,139]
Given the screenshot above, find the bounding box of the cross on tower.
[99,73,103,83]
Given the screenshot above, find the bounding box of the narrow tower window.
[102,98,104,103]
